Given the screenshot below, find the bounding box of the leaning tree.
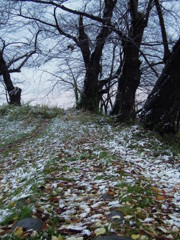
[0,1,41,105]
[140,37,180,134]
[0,32,40,105]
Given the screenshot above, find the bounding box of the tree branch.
[8,30,41,72]
[78,15,90,70]
[154,0,170,62]
[53,7,78,44]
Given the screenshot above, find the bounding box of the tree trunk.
[78,58,100,111]
[110,0,153,121]
[77,0,117,112]
[0,51,21,105]
[140,38,180,134]
[110,42,141,121]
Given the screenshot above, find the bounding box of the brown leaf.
[157,195,166,201]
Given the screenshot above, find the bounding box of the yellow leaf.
[131,234,140,240]
[58,235,63,240]
[52,236,63,240]
[11,202,16,207]
[14,227,23,236]
[95,227,106,236]
[136,207,142,213]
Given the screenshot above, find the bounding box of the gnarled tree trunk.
[0,51,21,105]
[140,38,180,134]
[78,56,101,111]
[110,40,141,121]
[77,0,117,112]
[111,0,153,122]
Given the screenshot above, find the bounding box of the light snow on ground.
[0,110,180,234]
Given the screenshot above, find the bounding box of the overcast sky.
[0,0,180,108]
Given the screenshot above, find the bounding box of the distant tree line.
[0,0,180,134]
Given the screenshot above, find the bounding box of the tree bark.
[110,40,141,121]
[140,38,180,134]
[110,0,152,121]
[77,0,117,112]
[0,51,21,105]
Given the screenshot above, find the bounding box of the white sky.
[0,0,180,108]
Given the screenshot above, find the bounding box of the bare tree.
[12,0,180,123]
[110,0,153,122]
[0,1,42,104]
[15,0,118,111]
[140,38,180,134]
[140,0,180,134]
[0,35,40,105]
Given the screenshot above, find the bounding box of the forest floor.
[0,105,180,240]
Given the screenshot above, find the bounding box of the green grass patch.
[17,206,33,220]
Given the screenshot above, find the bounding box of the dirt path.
[0,118,50,153]
[0,112,179,239]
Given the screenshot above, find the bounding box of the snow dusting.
[0,108,179,239]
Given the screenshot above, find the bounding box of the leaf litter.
[0,108,179,239]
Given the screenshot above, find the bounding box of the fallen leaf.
[131,234,140,239]
[11,202,16,207]
[14,227,23,236]
[157,226,168,233]
[108,189,115,195]
[95,227,106,236]
[124,215,133,219]
[52,236,59,240]
[58,236,63,240]
[136,207,142,213]
[157,195,166,201]
[112,215,121,219]
[66,237,83,240]
[52,236,63,240]
[143,228,158,237]
[139,236,148,240]
[152,187,162,193]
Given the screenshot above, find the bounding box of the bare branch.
[154,0,170,62]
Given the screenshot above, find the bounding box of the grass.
[0,104,63,149]
[0,104,64,119]
[161,132,180,155]
[1,205,33,226]
[0,104,179,240]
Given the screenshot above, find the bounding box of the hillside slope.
[0,105,179,240]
